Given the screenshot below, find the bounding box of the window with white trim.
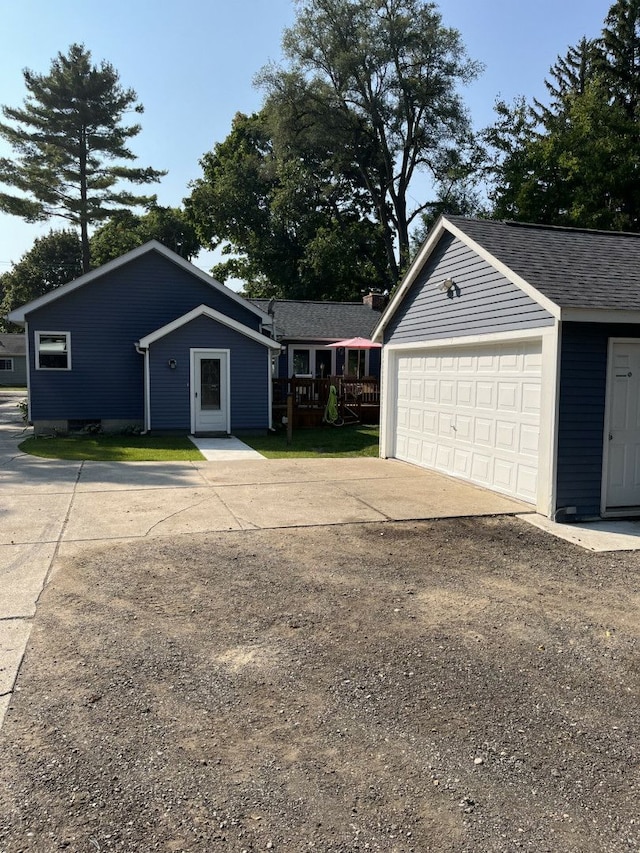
[36,332,71,370]
[0,358,14,371]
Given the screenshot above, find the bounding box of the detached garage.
[374,216,640,521]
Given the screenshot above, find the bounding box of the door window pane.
[347,349,366,377]
[201,358,221,410]
[316,349,332,378]
[293,349,310,375]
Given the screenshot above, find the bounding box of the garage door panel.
[522,383,541,414]
[520,424,539,456]
[453,448,472,475]
[497,382,519,411]
[457,381,474,406]
[476,382,495,409]
[493,459,515,491]
[393,340,541,504]
[474,418,493,446]
[455,414,473,441]
[470,452,492,484]
[408,408,422,430]
[517,465,538,498]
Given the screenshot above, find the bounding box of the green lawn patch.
[19,434,204,462]
[242,425,379,458]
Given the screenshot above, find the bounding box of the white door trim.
[190,348,230,435]
[601,338,640,517]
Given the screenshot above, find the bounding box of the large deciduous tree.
[260,0,482,281]
[0,230,82,331]
[89,205,201,267]
[188,0,481,295]
[0,44,166,273]
[186,110,388,300]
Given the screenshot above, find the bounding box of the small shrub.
[16,398,28,423]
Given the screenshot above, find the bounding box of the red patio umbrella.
[327,336,382,349]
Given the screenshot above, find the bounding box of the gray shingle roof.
[447,216,640,311]
[0,334,25,356]
[251,299,381,340]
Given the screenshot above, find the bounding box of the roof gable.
[374,215,640,339]
[137,304,280,350]
[6,241,271,325]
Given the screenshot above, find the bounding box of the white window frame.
[0,358,14,371]
[288,345,335,378]
[35,331,72,371]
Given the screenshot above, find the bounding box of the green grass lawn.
[242,424,379,458]
[18,425,379,461]
[19,434,204,462]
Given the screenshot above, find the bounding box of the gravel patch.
[0,516,638,852]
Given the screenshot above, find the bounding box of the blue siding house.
[374,216,640,521]
[7,242,280,435]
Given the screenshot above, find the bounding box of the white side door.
[192,350,229,434]
[604,341,640,512]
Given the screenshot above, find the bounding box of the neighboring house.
[0,334,26,385]
[373,215,640,521]
[251,295,384,379]
[7,241,280,435]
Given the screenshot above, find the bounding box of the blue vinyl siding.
[25,251,264,421]
[385,233,554,343]
[149,315,271,431]
[556,322,640,518]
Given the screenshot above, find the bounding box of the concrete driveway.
[0,390,528,727]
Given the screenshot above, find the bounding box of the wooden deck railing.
[272,376,380,427]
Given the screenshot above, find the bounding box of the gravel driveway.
[0,515,638,852]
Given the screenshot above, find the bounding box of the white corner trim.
[138,304,281,350]
[537,323,561,517]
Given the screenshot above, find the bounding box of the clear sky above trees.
[0,0,606,288]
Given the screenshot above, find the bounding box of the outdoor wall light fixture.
[439,278,455,292]
[168,358,177,370]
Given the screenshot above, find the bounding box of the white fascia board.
[371,217,449,342]
[382,326,549,353]
[561,307,640,324]
[7,241,271,325]
[137,304,281,350]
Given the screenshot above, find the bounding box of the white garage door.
[393,340,542,503]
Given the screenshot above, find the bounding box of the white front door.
[604,341,640,512]
[192,350,229,434]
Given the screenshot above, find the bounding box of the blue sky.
[0,0,609,279]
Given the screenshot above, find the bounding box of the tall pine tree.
[0,44,165,272]
[486,0,640,231]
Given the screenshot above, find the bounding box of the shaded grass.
[242,424,379,458]
[19,434,203,462]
